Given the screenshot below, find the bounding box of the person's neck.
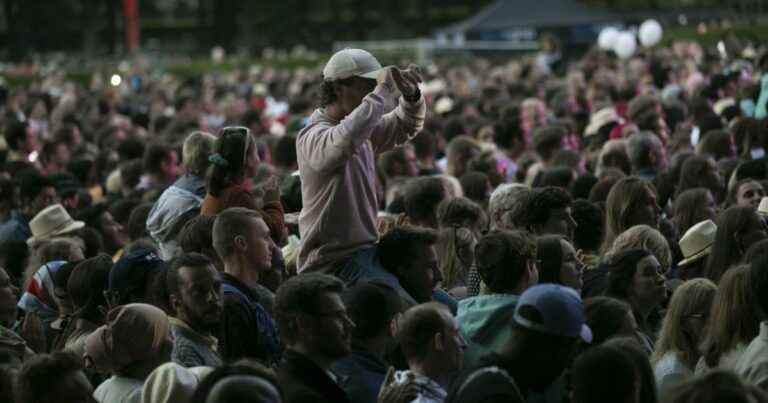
[291,344,335,373]
[511,281,530,296]
[224,257,259,286]
[408,359,450,389]
[354,335,389,361]
[177,314,214,337]
[324,103,347,122]
[629,296,654,325]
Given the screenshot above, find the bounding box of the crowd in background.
[2,33,768,403]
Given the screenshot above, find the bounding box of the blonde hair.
[182,131,216,176]
[488,184,531,230]
[651,278,717,369]
[436,227,475,290]
[606,224,672,269]
[700,265,761,368]
[602,177,657,253]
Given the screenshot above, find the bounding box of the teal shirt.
[456,293,519,368]
[755,74,768,119]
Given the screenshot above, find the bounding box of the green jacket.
[456,293,519,368]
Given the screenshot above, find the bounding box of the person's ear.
[433,332,444,352]
[169,293,181,314]
[388,313,402,338]
[333,82,345,99]
[234,235,248,252]
[295,313,313,335]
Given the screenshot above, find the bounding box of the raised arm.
[297,84,396,173]
[370,64,426,153]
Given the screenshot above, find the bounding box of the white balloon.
[598,27,620,50]
[211,46,225,63]
[639,19,663,47]
[614,31,637,59]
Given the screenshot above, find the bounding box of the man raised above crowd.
[296,48,426,279]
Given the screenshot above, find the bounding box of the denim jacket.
[146,174,206,259]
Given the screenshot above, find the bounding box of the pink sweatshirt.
[296,84,425,273]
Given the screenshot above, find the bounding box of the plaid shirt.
[170,317,223,368]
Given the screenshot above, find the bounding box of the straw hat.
[677,220,717,267]
[584,107,620,137]
[27,204,85,246]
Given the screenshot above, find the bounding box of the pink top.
[296,84,425,273]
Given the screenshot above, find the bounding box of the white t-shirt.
[93,375,143,403]
[654,352,692,400]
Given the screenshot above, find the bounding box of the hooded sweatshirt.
[456,294,519,368]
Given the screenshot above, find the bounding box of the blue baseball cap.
[108,248,165,302]
[513,284,592,343]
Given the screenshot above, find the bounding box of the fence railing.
[333,38,539,64]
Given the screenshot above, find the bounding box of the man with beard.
[167,253,224,367]
[275,273,353,403]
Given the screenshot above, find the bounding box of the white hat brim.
[358,68,384,80]
[26,220,85,246]
[678,247,711,268]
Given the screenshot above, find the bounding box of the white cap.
[759,197,768,215]
[323,49,383,81]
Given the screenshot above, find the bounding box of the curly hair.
[523,186,572,231]
[377,225,439,274]
[488,184,531,230]
[318,78,354,107]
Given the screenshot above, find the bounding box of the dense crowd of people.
[2,32,768,403]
